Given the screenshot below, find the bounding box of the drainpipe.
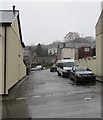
[4,26,7,95]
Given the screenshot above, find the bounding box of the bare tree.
[64,32,80,41]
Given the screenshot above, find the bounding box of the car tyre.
[62,72,65,78]
[57,71,61,76]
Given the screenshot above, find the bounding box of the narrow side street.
[2,69,101,118]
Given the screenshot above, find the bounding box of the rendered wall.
[0,27,4,94]
[19,43,26,80]
[61,48,74,59]
[6,17,26,93]
[96,10,103,77]
[61,48,78,60]
[76,10,103,77]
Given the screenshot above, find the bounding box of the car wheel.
[62,72,66,78]
[57,71,61,76]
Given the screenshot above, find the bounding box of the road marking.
[52,93,56,96]
[33,95,40,98]
[84,97,92,100]
[15,90,94,100]
[16,97,28,100]
[46,94,52,97]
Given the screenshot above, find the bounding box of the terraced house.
[0,6,26,94]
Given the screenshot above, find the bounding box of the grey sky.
[1,2,101,45]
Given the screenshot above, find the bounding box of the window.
[63,62,75,67]
[84,48,89,52]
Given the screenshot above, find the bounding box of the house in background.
[57,42,78,60]
[78,46,91,59]
[47,43,58,55]
[57,39,96,60]
[0,6,26,94]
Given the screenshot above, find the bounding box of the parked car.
[31,65,43,71]
[36,65,43,70]
[50,64,57,72]
[69,66,96,83]
[56,59,75,77]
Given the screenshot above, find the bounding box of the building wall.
[0,27,4,94]
[76,10,103,77]
[61,48,78,60]
[61,48,73,59]
[78,47,91,59]
[96,10,103,77]
[76,58,96,75]
[19,42,26,79]
[5,17,26,93]
[101,33,103,77]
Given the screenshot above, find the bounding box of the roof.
[0,10,25,48]
[0,10,19,26]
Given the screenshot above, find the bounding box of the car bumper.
[63,71,70,77]
[76,76,96,82]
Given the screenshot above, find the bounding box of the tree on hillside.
[64,32,80,41]
[42,45,48,57]
[29,45,36,57]
[35,43,43,57]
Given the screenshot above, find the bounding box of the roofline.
[95,10,103,28]
[0,23,11,26]
[0,10,19,12]
[60,47,76,50]
[0,10,19,26]
[0,10,25,48]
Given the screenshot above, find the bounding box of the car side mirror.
[87,68,91,71]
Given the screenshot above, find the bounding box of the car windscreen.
[63,62,75,67]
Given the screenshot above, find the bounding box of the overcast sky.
[1,1,102,45]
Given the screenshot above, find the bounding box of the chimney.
[13,5,15,14]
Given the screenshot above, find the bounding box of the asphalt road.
[2,69,101,118]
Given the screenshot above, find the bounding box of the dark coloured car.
[69,66,96,83]
[50,64,57,72]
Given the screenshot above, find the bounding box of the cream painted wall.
[5,17,26,93]
[6,26,20,90]
[0,27,4,94]
[61,48,75,59]
[19,43,26,80]
[96,10,103,77]
[76,11,103,77]
[76,58,96,75]
[101,33,103,76]
[61,48,78,60]
[96,34,101,76]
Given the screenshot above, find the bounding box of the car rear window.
[63,62,75,67]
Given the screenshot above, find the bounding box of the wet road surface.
[2,69,101,118]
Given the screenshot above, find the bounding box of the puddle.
[84,97,92,100]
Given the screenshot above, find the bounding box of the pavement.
[1,76,29,101]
